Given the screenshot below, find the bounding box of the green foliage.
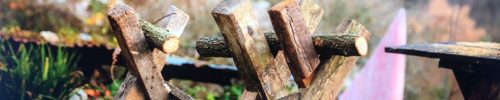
[0,41,82,100]
[220,84,243,100]
[182,82,243,100]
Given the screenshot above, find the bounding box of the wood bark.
[278,20,370,100]
[141,21,179,53]
[108,4,168,100]
[196,32,368,57]
[212,0,290,99]
[269,0,320,88]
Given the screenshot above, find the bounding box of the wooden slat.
[298,0,324,34]
[155,6,190,38]
[108,4,168,99]
[300,56,358,99]
[385,42,500,69]
[196,32,368,57]
[212,0,290,99]
[269,0,320,87]
[279,20,370,100]
[112,4,192,100]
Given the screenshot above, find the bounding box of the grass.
[0,40,82,99]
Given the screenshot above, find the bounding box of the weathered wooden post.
[276,20,370,100]
[268,0,324,88]
[197,19,370,99]
[211,0,292,99]
[108,4,193,100]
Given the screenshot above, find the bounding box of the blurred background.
[0,0,496,99]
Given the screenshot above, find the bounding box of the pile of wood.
[197,0,370,99]
[108,0,371,99]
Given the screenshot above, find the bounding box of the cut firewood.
[141,21,179,53]
[196,32,368,57]
[269,0,321,88]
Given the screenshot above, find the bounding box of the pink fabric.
[339,8,407,100]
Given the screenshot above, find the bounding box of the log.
[212,0,291,99]
[141,21,179,53]
[269,0,321,87]
[108,4,169,100]
[279,20,370,100]
[196,32,368,57]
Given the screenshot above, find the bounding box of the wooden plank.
[115,72,146,100]
[269,0,320,87]
[301,56,358,99]
[154,6,190,38]
[279,20,370,99]
[298,0,324,34]
[385,42,500,69]
[112,4,192,100]
[108,4,169,100]
[196,32,368,57]
[212,0,290,99]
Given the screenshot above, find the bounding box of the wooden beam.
[212,0,290,99]
[196,32,368,57]
[154,6,190,38]
[108,4,168,99]
[279,20,370,100]
[112,4,192,100]
[298,0,324,34]
[269,0,323,87]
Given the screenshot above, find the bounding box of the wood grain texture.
[279,20,370,99]
[108,4,169,100]
[114,72,146,100]
[155,6,190,37]
[196,32,368,57]
[212,0,290,99]
[297,0,324,34]
[111,4,193,100]
[269,0,320,88]
[301,20,369,99]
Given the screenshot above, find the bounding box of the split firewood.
[212,0,291,99]
[268,0,322,87]
[196,32,368,57]
[279,20,370,100]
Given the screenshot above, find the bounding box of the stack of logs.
[107,0,371,99]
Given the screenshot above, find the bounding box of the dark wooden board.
[385,42,500,68]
